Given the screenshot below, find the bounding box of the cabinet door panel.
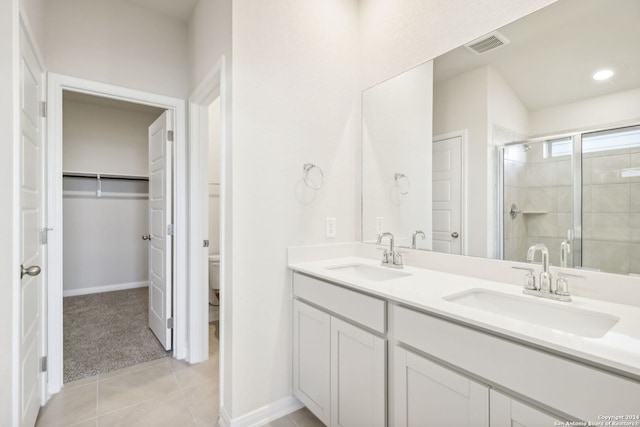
[490,390,563,427]
[331,317,386,427]
[293,300,331,425]
[394,347,488,427]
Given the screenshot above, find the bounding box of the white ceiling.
[124,0,198,22]
[434,0,640,111]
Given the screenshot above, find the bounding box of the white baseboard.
[219,407,232,427]
[62,281,149,297]
[220,395,304,427]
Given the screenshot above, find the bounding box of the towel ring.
[303,163,324,190]
[394,173,410,195]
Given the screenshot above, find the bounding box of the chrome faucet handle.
[393,251,404,267]
[540,272,552,293]
[555,272,585,297]
[376,247,390,263]
[512,266,537,290]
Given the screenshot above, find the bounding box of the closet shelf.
[63,190,148,199]
[62,171,149,181]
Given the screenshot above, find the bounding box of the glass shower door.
[580,125,640,275]
[501,138,574,265]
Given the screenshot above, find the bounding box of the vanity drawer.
[393,305,640,422]
[293,272,386,333]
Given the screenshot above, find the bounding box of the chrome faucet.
[514,243,580,302]
[527,244,552,292]
[412,230,426,249]
[377,232,403,268]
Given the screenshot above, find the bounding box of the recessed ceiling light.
[593,69,614,81]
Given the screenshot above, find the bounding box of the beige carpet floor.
[63,287,169,383]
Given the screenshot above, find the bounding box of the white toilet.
[208,254,220,306]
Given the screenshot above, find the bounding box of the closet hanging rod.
[62,171,149,181]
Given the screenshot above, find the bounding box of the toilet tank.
[208,254,220,291]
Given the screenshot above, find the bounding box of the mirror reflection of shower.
[501,124,640,276]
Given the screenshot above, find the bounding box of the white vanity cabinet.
[292,273,387,427]
[293,300,331,425]
[394,346,488,427]
[490,390,563,427]
[290,264,640,426]
[392,304,640,423]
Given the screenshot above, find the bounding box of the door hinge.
[40,101,47,118]
[167,224,175,236]
[167,130,174,142]
[203,240,209,248]
[41,227,53,245]
[167,317,174,329]
[41,356,47,373]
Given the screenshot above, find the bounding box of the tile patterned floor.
[36,322,324,427]
[36,324,220,427]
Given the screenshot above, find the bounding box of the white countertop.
[289,256,640,379]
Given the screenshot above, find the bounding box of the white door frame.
[187,56,229,411]
[45,73,187,397]
[433,130,468,255]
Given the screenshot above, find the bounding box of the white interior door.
[432,136,462,254]
[148,111,173,350]
[19,22,45,427]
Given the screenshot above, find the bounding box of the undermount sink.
[444,289,619,338]
[324,263,411,282]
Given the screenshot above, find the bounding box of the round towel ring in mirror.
[394,173,410,195]
[303,163,324,190]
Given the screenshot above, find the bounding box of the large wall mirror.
[361,0,640,276]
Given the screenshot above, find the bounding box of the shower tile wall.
[503,142,572,265]
[582,147,640,275]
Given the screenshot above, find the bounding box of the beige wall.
[44,0,189,99]
[434,67,489,256]
[363,61,434,248]
[188,0,232,92]
[530,88,640,136]
[230,0,360,417]
[62,97,161,294]
[20,0,45,51]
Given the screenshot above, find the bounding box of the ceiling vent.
[464,31,510,55]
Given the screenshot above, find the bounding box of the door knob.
[21,264,41,279]
[142,235,151,240]
[451,232,459,238]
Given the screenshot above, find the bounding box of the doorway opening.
[46,73,187,397]
[60,91,169,382]
[187,59,228,420]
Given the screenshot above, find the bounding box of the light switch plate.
[326,217,336,238]
[375,217,384,235]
